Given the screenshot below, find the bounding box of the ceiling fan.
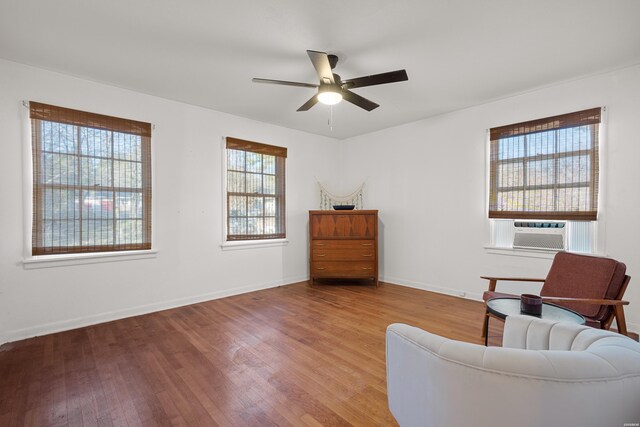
[252,50,408,112]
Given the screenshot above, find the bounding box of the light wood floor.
[0,281,504,426]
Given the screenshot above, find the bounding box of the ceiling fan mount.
[252,50,408,112]
[327,53,339,70]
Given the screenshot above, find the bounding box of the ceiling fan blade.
[341,69,408,89]
[252,78,318,88]
[297,95,319,112]
[341,89,379,111]
[307,50,335,85]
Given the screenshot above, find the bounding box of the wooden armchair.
[481,251,631,337]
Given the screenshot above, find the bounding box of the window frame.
[221,137,287,246]
[485,107,608,257]
[488,107,601,221]
[28,102,153,257]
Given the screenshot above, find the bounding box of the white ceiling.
[1,0,639,139]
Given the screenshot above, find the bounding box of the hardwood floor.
[0,281,502,426]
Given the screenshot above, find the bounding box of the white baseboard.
[0,274,308,345]
[3,274,636,345]
[381,275,484,301]
[380,275,639,335]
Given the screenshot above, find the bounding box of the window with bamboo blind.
[225,137,286,240]
[488,108,601,220]
[30,102,152,255]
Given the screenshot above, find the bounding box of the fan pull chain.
[328,105,333,131]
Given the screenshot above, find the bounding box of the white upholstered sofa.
[386,315,640,427]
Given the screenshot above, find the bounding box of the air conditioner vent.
[513,222,565,251]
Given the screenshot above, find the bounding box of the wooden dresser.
[309,210,378,287]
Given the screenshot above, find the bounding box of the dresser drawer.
[312,261,376,278]
[310,213,376,238]
[312,240,375,261]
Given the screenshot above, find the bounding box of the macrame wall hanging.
[317,180,365,210]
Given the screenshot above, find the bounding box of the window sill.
[220,239,289,251]
[484,246,604,259]
[22,249,158,269]
[484,246,560,259]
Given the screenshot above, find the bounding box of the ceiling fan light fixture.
[317,86,342,105]
[253,50,407,112]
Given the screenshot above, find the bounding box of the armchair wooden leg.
[482,308,489,345]
[614,305,629,336]
[481,312,488,338]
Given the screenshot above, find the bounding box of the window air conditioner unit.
[513,222,565,251]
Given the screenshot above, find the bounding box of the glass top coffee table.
[484,297,585,346]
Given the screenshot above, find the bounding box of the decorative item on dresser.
[316,179,364,210]
[309,210,379,287]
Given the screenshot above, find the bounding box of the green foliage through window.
[30,102,152,255]
[225,137,286,241]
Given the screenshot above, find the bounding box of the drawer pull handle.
[315,243,325,246]
[361,243,373,246]
[316,267,326,270]
[362,267,373,270]
[361,254,373,257]
[317,254,326,257]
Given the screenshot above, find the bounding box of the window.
[225,137,286,241]
[30,102,152,255]
[489,108,601,220]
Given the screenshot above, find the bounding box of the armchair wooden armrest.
[541,297,630,336]
[480,276,546,282]
[541,297,629,306]
[480,276,546,292]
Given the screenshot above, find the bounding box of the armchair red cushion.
[541,252,626,321]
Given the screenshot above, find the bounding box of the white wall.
[0,59,341,344]
[2,59,639,344]
[341,65,640,332]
